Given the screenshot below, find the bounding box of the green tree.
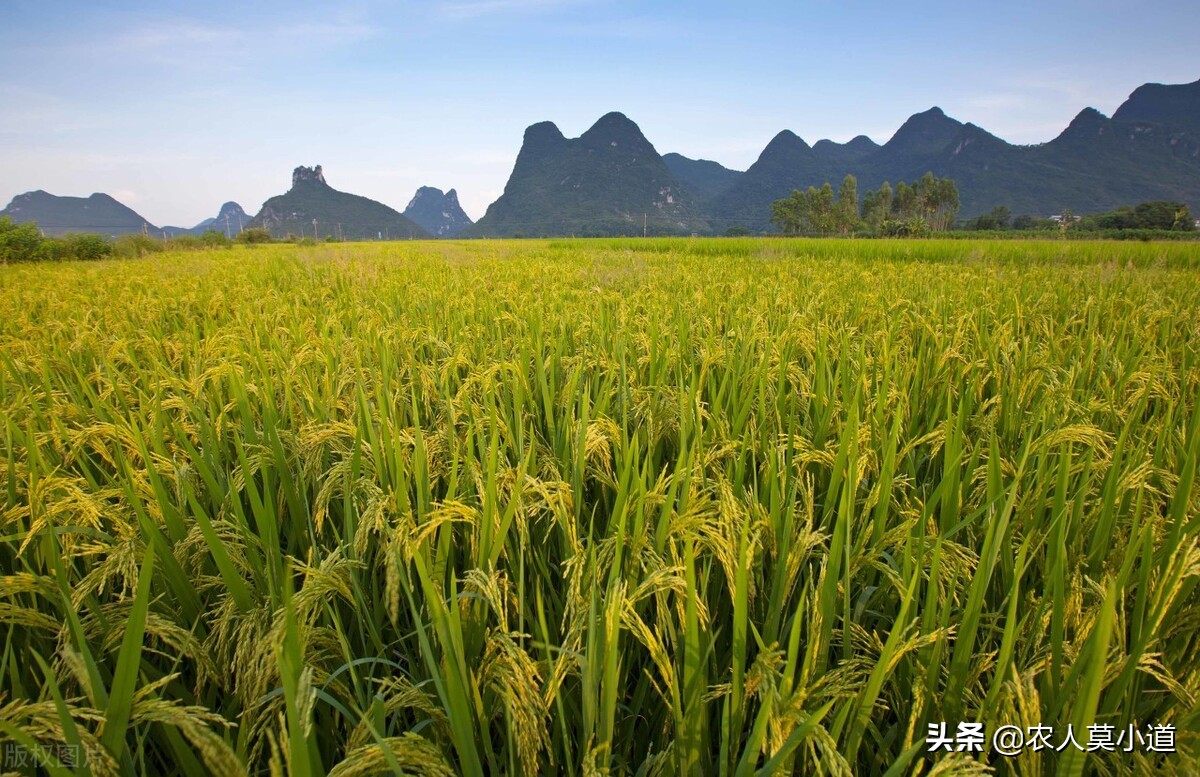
[236,228,274,244]
[972,205,1011,230]
[1079,201,1195,231]
[0,216,44,263]
[835,175,860,234]
[60,233,113,261]
[860,182,893,230]
[1058,209,1076,236]
[909,172,959,230]
[893,182,917,219]
[199,229,233,247]
[1012,214,1055,230]
[810,183,836,234]
[915,172,937,217]
[770,190,809,235]
[1130,200,1189,230]
[1172,204,1195,231]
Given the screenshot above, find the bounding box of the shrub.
[199,229,233,248]
[165,234,203,250]
[880,217,931,238]
[235,228,273,244]
[113,233,165,258]
[53,233,114,261]
[0,216,43,263]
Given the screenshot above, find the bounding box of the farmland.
[1,238,1198,775]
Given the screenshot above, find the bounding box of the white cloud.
[435,0,583,21]
[11,12,380,75]
[270,19,380,46]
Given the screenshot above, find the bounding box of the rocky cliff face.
[292,165,327,187]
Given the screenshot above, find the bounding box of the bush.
[162,231,235,251]
[165,234,203,250]
[113,233,165,259]
[0,217,187,262]
[235,228,273,244]
[1010,214,1056,231]
[881,217,931,238]
[199,229,232,248]
[55,233,114,261]
[1080,200,1195,231]
[0,216,43,263]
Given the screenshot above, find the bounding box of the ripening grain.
[1,238,1198,775]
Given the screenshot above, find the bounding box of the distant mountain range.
[3,77,1198,237]
[1113,79,1200,136]
[662,153,743,204]
[0,191,156,237]
[403,187,473,236]
[465,112,707,237]
[246,166,430,240]
[706,81,1200,232]
[162,202,252,237]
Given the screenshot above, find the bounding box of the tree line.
[965,201,1195,233]
[1,217,285,264]
[771,172,960,237]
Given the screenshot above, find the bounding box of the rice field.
[1,237,1198,776]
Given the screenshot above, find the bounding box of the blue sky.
[1,0,1196,226]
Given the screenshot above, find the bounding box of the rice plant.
[1,237,1198,775]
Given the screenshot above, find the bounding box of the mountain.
[707,130,844,231]
[466,112,708,237]
[812,135,881,165]
[880,107,964,159]
[402,187,473,237]
[1113,78,1200,136]
[247,166,430,240]
[0,191,156,236]
[705,78,1200,231]
[162,202,252,237]
[1024,107,1200,212]
[662,153,742,203]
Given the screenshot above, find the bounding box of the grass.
[1,237,1198,775]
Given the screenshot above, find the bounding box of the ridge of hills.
[0,191,156,237]
[661,153,743,203]
[246,166,431,240]
[402,187,473,237]
[705,91,1200,232]
[162,202,252,237]
[464,112,708,237]
[3,76,1198,238]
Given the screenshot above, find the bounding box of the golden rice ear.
[328,734,455,777]
[126,692,244,777]
[0,693,121,776]
[345,676,451,752]
[479,630,551,775]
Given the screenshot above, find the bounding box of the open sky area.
[1,0,1196,226]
